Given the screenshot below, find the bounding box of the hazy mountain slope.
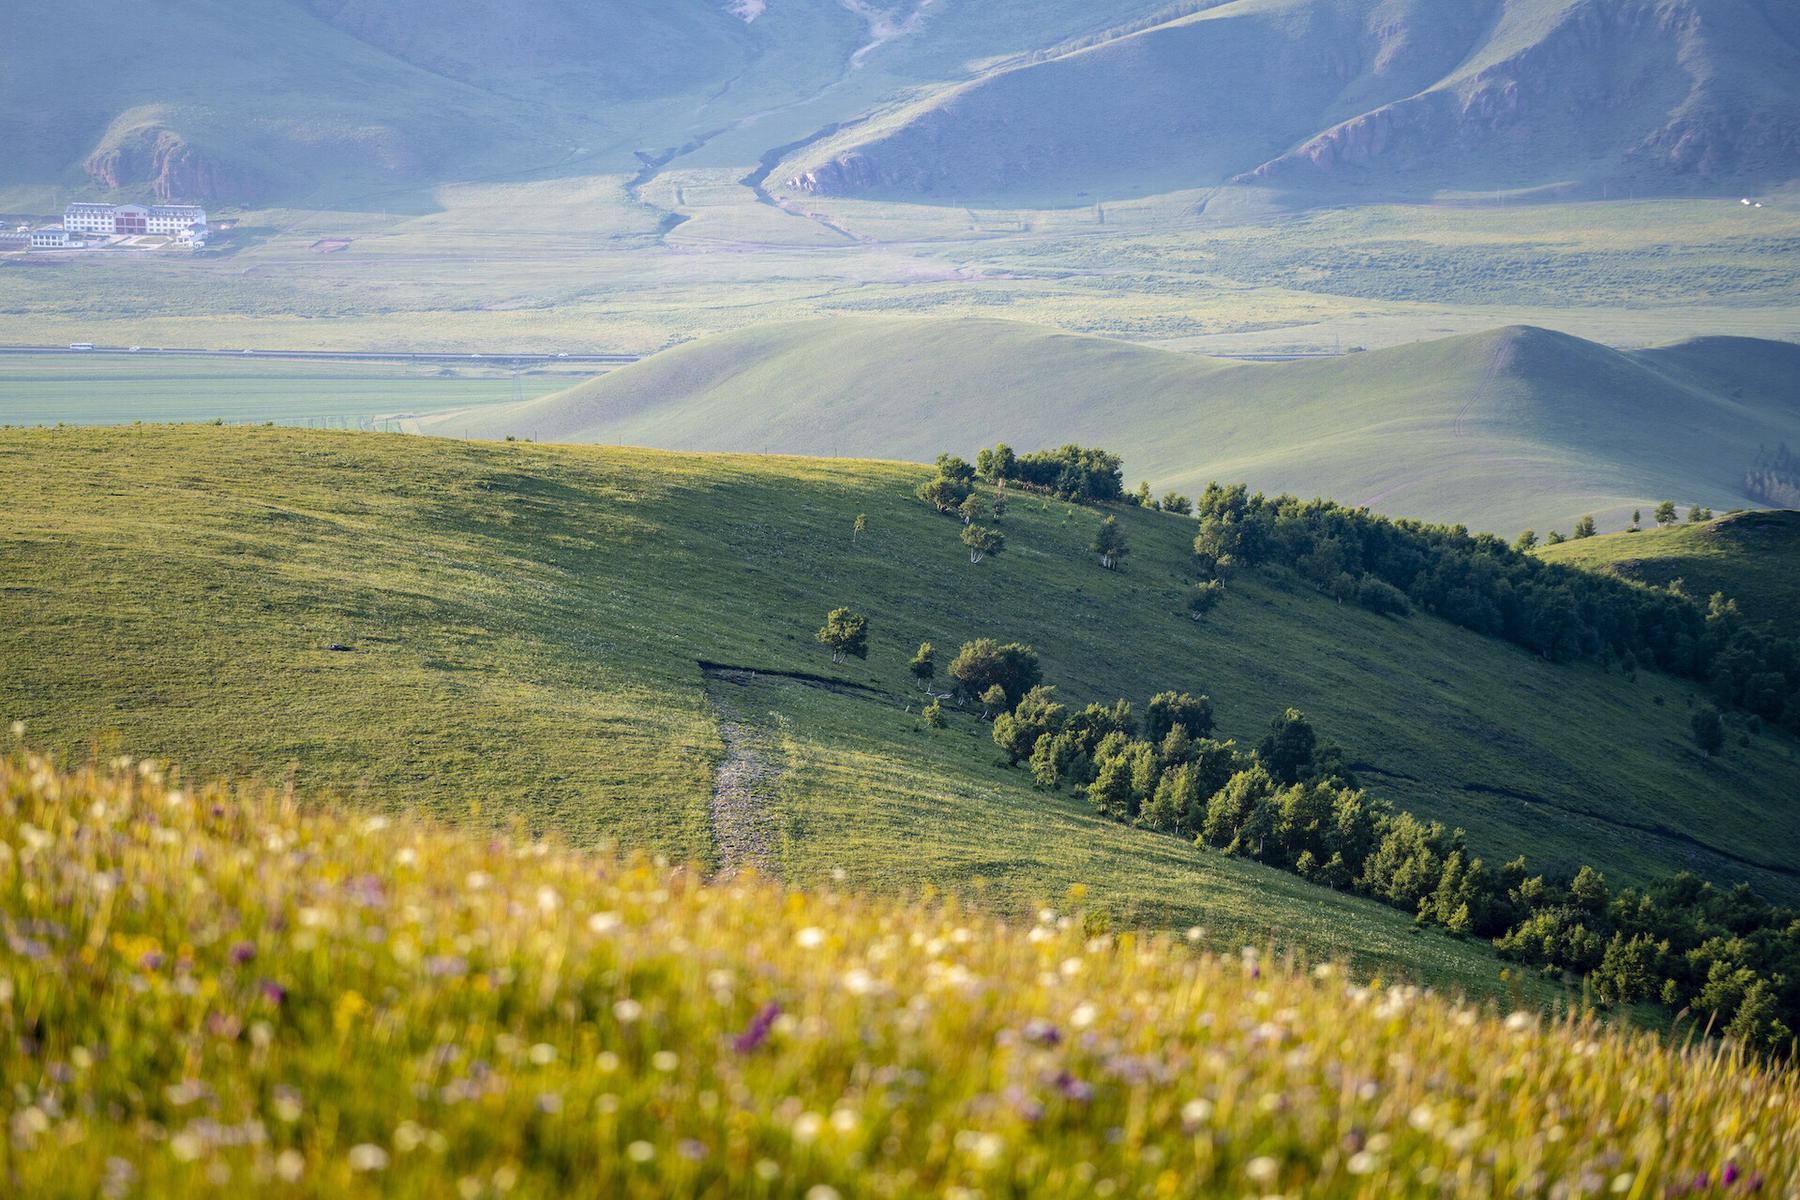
[425,317,1800,535]
[2,0,1171,204]
[784,0,1800,204]
[0,0,562,202]
[1538,509,1800,627]
[6,427,1799,909]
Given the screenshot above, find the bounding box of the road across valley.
[0,344,642,366]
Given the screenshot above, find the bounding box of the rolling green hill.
[422,317,1800,536]
[1538,509,1800,627]
[783,0,1800,206]
[6,424,1799,955]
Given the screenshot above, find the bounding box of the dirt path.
[703,670,789,878]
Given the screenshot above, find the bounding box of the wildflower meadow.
[3,741,1797,1198]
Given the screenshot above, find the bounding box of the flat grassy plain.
[14,749,1795,1198]
[1537,510,1800,627]
[3,185,1794,356]
[0,355,589,427]
[5,426,1798,935]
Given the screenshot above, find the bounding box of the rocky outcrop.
[787,153,888,195]
[84,127,266,204]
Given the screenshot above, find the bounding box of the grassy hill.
[782,0,1800,206]
[1538,509,1800,628]
[7,424,1800,941]
[422,317,1800,536]
[10,748,1799,1198]
[0,353,585,428]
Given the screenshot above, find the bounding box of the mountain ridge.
[784,0,1800,205]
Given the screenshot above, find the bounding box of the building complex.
[64,202,207,237]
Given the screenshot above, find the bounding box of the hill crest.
[420,317,1800,535]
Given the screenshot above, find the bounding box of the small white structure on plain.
[1742,197,1752,205]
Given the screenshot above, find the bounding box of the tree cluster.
[988,676,1800,1052]
[1745,443,1800,509]
[1493,869,1800,1054]
[974,443,1124,503]
[916,455,1008,564]
[1191,483,1800,733]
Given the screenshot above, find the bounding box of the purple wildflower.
[230,941,256,965]
[1022,1019,1061,1046]
[140,950,164,971]
[1054,1071,1094,1102]
[1724,1164,1740,1186]
[733,1002,782,1054]
[259,980,288,1006]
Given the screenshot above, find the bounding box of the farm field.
[5,426,1797,928]
[0,354,592,427]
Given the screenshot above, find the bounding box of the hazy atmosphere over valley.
[5,2,1800,1196]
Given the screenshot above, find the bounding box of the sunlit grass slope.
[1538,510,1800,629]
[5,425,1800,914]
[0,354,581,428]
[426,317,1800,536]
[4,747,1798,1199]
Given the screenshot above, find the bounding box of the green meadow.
[5,426,1797,965]
[0,354,588,427]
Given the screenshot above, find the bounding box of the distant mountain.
[1,0,1170,205]
[783,0,1800,205]
[12,0,1794,208]
[420,317,1800,535]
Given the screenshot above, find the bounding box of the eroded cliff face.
[787,153,888,195]
[84,128,265,204]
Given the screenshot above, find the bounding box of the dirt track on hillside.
[703,671,788,878]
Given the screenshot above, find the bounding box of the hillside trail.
[703,671,788,879]
[700,662,900,878]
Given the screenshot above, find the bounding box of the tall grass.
[4,740,1797,1197]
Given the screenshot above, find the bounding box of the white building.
[148,205,207,235]
[63,203,118,235]
[31,227,71,248]
[62,201,208,237]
